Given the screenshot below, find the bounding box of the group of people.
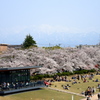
[84,86,96,100]
[0,81,31,90]
[49,74,100,100]
[86,93,100,100]
[53,75,69,82]
[84,86,100,100]
[62,84,71,90]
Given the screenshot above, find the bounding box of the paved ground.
[81,94,98,100]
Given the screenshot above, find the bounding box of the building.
[0,44,8,52]
[8,45,22,49]
[0,44,23,52]
[0,66,45,94]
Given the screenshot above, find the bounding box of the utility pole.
[49,43,50,47]
[99,34,100,45]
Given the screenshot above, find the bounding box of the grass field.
[0,74,100,100]
[50,74,100,93]
[0,88,83,100]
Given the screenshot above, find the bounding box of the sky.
[0,0,100,47]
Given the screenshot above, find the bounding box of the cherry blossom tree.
[0,46,100,74]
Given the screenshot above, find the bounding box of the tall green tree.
[23,34,37,48]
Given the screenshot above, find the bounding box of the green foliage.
[30,74,54,80]
[73,69,96,74]
[89,69,96,72]
[56,72,73,76]
[30,69,96,80]
[33,75,43,80]
[22,34,37,48]
[43,45,62,50]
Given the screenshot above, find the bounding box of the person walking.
[98,93,100,100]
[98,84,100,92]
[91,86,96,95]
[87,96,91,100]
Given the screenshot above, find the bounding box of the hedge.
[30,69,96,80]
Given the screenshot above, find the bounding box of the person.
[91,86,96,95]
[87,96,91,100]
[98,84,100,92]
[81,91,85,95]
[63,85,69,90]
[98,93,100,100]
[85,90,88,97]
[7,82,10,90]
[95,79,99,82]
[66,84,71,87]
[26,82,29,86]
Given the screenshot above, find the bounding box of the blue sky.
[0,0,100,47]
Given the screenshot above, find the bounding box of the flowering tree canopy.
[0,46,100,74]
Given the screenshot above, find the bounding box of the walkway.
[81,94,98,100]
[48,87,98,100]
[48,87,85,96]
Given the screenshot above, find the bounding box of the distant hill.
[35,32,99,47]
[1,31,99,47]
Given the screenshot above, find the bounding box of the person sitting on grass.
[81,91,85,95]
[83,78,87,83]
[72,80,77,85]
[63,85,69,90]
[66,84,71,87]
[95,79,99,82]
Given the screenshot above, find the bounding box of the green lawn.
[0,88,83,100]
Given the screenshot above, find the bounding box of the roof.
[8,45,22,48]
[0,44,8,46]
[0,66,42,71]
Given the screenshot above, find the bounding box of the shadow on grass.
[0,88,43,96]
